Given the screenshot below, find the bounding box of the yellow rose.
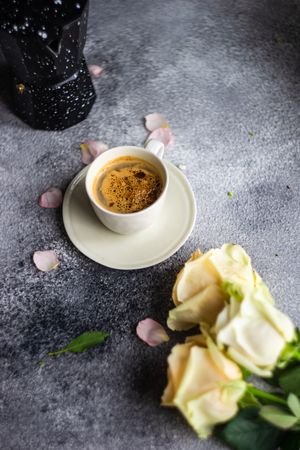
[214,286,295,377]
[168,244,259,331]
[162,338,246,438]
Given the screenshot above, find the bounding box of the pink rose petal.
[145,113,169,132]
[147,128,174,149]
[88,64,104,78]
[33,250,59,272]
[136,318,169,347]
[80,140,109,164]
[38,187,63,208]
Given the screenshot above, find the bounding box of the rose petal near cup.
[146,127,174,149]
[80,140,109,164]
[136,318,170,346]
[38,187,63,208]
[88,64,104,78]
[145,113,169,131]
[33,250,59,272]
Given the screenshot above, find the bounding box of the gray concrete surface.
[1,0,300,449]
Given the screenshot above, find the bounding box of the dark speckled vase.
[0,0,96,131]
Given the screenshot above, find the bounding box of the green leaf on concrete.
[48,331,109,356]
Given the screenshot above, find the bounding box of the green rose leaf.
[260,406,298,430]
[279,366,300,396]
[280,432,300,450]
[217,407,284,450]
[48,331,109,356]
[288,394,300,419]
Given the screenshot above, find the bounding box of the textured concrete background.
[1,0,300,449]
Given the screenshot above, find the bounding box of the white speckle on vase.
[38,30,48,39]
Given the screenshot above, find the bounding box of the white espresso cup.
[85,140,168,234]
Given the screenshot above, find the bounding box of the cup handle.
[144,139,165,159]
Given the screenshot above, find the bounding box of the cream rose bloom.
[168,244,261,331]
[214,286,295,377]
[162,338,246,438]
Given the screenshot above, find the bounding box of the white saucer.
[63,161,196,270]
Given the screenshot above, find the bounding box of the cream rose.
[168,244,261,331]
[162,338,246,438]
[214,286,295,377]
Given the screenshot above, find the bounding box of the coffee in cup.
[85,141,168,234]
[92,156,162,214]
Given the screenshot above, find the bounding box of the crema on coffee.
[92,156,162,214]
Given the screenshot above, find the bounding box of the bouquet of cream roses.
[162,244,300,450]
